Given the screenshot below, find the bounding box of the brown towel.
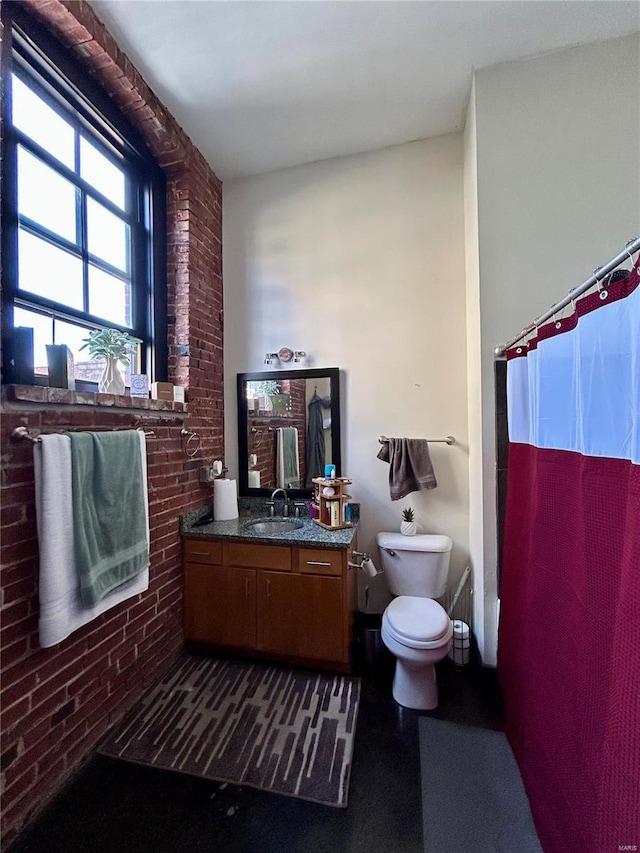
[377,438,437,501]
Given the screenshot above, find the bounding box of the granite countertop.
[181,501,358,549]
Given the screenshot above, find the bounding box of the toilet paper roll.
[448,620,471,665]
[248,470,261,488]
[361,558,379,578]
[451,619,470,639]
[448,646,470,666]
[213,478,239,521]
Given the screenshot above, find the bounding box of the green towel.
[281,427,300,488]
[70,431,149,607]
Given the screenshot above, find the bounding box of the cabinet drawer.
[227,542,292,571]
[298,547,343,576]
[184,538,222,565]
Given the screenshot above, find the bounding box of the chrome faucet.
[269,488,290,517]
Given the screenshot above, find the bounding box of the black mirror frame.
[237,367,342,498]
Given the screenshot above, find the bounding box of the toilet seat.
[383,596,452,649]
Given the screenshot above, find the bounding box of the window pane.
[18,230,83,310]
[56,319,134,385]
[80,137,126,210]
[12,75,75,169]
[13,307,52,376]
[54,319,104,383]
[88,266,131,326]
[18,147,77,242]
[87,198,128,272]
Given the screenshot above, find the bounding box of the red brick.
[1,0,223,840]
[0,695,31,735]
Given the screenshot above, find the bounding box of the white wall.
[463,79,487,660]
[223,32,639,661]
[224,136,469,612]
[467,32,640,664]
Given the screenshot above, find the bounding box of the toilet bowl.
[377,532,454,710]
[381,596,452,709]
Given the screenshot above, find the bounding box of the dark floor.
[8,650,502,853]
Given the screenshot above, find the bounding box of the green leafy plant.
[402,507,415,522]
[80,328,141,366]
[257,380,281,396]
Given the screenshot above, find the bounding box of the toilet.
[377,532,453,710]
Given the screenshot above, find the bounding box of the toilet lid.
[383,597,452,649]
[377,532,453,553]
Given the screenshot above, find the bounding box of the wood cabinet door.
[257,571,344,662]
[184,563,256,648]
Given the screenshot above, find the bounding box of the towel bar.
[378,435,456,446]
[11,426,155,443]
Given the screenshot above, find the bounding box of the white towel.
[34,432,150,648]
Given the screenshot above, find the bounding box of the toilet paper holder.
[348,551,370,570]
[348,551,383,576]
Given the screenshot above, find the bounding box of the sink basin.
[248,519,303,534]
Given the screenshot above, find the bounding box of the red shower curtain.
[498,262,640,853]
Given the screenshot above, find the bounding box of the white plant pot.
[400,520,417,536]
[99,358,125,396]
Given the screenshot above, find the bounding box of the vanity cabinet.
[184,564,256,648]
[257,572,344,661]
[183,537,356,672]
[184,539,257,647]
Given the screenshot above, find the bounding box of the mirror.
[237,367,342,498]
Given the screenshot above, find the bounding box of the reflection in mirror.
[237,368,341,498]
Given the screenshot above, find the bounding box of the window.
[1,8,166,388]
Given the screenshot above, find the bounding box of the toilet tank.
[376,532,452,598]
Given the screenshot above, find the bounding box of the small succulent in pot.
[400,506,417,536]
[80,328,141,395]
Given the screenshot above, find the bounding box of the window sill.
[2,384,187,415]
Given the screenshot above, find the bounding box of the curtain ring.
[624,240,638,270]
[594,266,604,291]
[181,428,201,458]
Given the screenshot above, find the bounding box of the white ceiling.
[90,1,640,181]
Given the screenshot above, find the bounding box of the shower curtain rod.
[495,236,640,356]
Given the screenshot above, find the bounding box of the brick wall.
[0,1,224,843]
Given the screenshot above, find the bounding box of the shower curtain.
[498,260,640,853]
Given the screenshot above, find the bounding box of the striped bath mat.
[99,654,360,807]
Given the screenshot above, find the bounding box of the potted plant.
[257,379,280,412]
[400,506,417,536]
[80,328,141,395]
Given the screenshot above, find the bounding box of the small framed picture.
[130,374,149,398]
